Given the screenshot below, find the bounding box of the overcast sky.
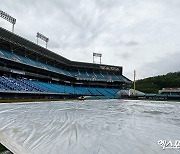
[1,0,180,80]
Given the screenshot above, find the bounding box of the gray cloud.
[1,0,180,80]
[139,51,180,78]
[120,52,131,59]
[125,41,139,46]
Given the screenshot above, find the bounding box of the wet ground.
[0,100,180,154]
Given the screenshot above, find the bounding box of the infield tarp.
[0,100,180,154]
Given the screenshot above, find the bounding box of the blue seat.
[87,72,95,78]
[87,87,102,95]
[69,71,79,77]
[75,87,91,95]
[0,82,9,90]
[96,88,114,98]
[94,72,105,80]
[79,71,89,78]
[0,49,73,77]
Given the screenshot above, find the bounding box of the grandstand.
[0,27,132,99]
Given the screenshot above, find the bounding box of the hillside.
[135,72,180,94]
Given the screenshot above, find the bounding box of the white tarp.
[0,100,180,154]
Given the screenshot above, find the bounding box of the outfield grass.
[0,143,8,152]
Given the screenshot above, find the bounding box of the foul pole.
[134,70,136,96]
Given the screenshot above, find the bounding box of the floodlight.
[36,32,49,48]
[0,10,16,32]
[93,52,102,64]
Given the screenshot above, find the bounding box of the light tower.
[36,32,49,48]
[93,53,102,64]
[0,10,16,33]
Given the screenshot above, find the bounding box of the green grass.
[0,143,8,152]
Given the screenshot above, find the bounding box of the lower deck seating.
[96,88,115,98]
[0,83,9,90]
[0,76,121,98]
[75,87,91,95]
[87,87,102,96]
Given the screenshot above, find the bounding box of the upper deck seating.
[69,70,79,77]
[94,72,105,80]
[0,49,126,82]
[79,71,89,78]
[86,72,95,78]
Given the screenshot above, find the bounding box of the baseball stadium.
[0,26,131,100]
[1,8,180,154]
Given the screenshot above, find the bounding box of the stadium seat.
[79,71,89,78]
[75,87,91,95]
[94,72,105,80]
[0,82,9,90]
[87,87,102,95]
[0,75,121,98]
[96,88,115,98]
[0,49,128,83]
[69,70,79,77]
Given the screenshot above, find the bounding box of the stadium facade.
[0,27,131,99]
